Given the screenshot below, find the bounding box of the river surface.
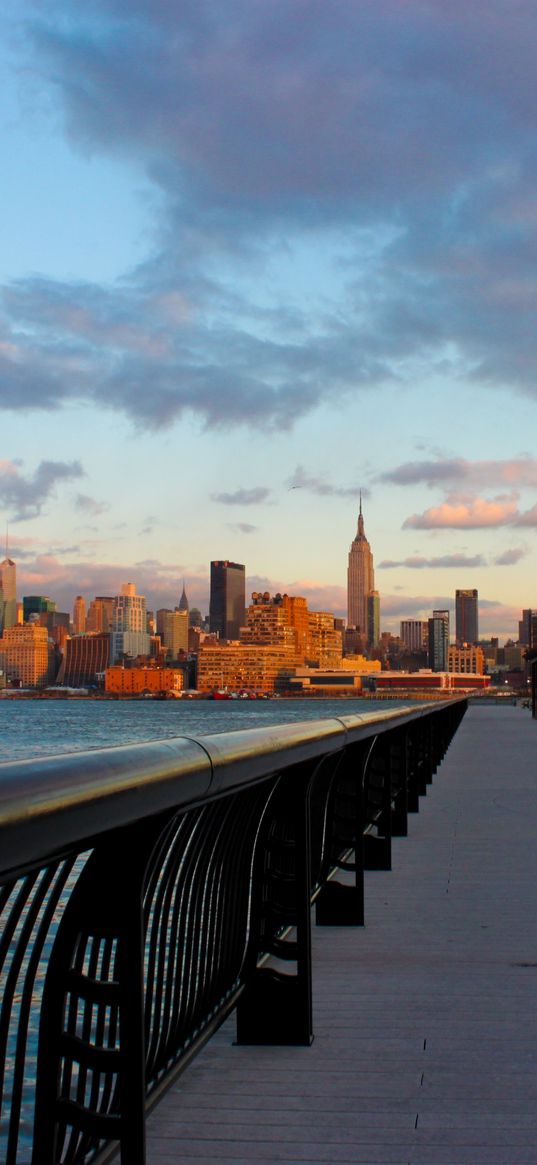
[0,696,410,762]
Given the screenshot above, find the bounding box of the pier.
[1,698,535,1164]
[147,701,537,1165]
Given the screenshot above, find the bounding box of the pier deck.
[146,703,537,1165]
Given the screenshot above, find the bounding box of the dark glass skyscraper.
[455,589,478,645]
[428,609,449,671]
[209,561,246,640]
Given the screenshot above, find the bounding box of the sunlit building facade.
[0,624,53,688]
[447,645,485,674]
[105,666,184,695]
[110,583,151,663]
[73,595,87,635]
[156,609,189,658]
[197,643,300,693]
[86,597,115,634]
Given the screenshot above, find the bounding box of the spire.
[178,580,189,613]
[357,491,365,538]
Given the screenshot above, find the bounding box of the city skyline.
[2,3,537,641]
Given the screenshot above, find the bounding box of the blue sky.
[2,0,537,639]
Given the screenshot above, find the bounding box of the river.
[0,696,408,762]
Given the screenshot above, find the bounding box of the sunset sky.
[2,1,537,639]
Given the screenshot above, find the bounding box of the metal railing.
[0,697,467,1164]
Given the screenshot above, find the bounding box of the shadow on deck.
[147,704,537,1165]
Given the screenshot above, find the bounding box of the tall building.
[156,608,189,658]
[23,595,56,621]
[110,583,151,663]
[209,561,245,640]
[0,624,53,688]
[428,610,450,672]
[0,557,16,633]
[518,609,537,647]
[347,496,375,635]
[366,590,380,649]
[86,596,115,634]
[400,620,428,651]
[73,595,86,635]
[58,633,110,687]
[455,589,478,645]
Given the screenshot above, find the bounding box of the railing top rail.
[0,697,466,880]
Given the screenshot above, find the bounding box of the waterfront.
[0,697,407,763]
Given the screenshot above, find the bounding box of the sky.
[2,0,537,641]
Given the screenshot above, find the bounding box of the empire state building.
[347,496,375,634]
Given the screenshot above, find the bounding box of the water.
[0,697,406,763]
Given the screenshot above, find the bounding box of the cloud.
[403,490,537,529]
[75,493,110,517]
[0,459,84,521]
[287,466,363,498]
[211,487,270,505]
[378,458,537,489]
[494,547,528,565]
[16,555,211,616]
[228,523,258,534]
[378,553,486,569]
[3,3,537,429]
[403,493,520,529]
[513,503,537,527]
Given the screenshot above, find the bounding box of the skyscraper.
[73,595,86,635]
[347,496,375,635]
[455,589,478,646]
[178,582,189,613]
[0,557,17,632]
[110,583,150,663]
[209,561,245,640]
[367,590,380,649]
[518,609,536,647]
[428,610,450,671]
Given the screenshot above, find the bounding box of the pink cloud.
[404,493,520,529]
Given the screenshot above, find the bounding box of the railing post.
[315,744,365,926]
[363,737,392,870]
[236,767,313,1046]
[32,823,162,1165]
[390,731,408,838]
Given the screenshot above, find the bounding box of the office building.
[428,610,450,672]
[58,633,110,686]
[400,621,429,651]
[0,557,17,632]
[366,591,380,649]
[347,496,375,635]
[23,595,56,622]
[73,595,86,635]
[0,624,53,687]
[209,561,245,640]
[86,597,115,634]
[110,583,151,663]
[447,645,485,674]
[156,609,189,658]
[197,643,300,694]
[518,609,537,647]
[455,589,478,646]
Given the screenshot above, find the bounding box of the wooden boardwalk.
[146,703,537,1165]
